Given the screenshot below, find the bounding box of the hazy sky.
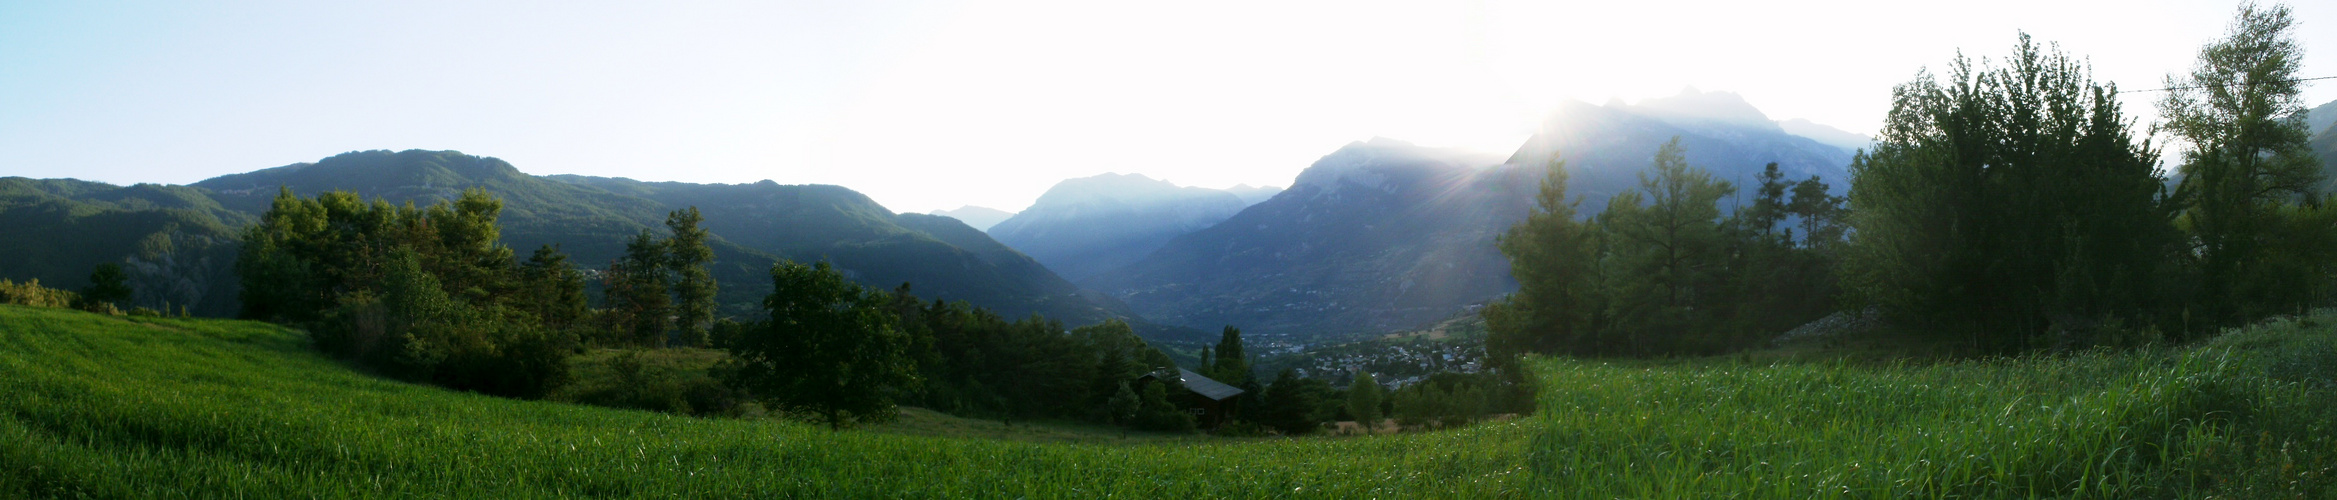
[4,1,2334,214]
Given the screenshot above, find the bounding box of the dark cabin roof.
[1173,368,1244,401]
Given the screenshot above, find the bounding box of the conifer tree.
[1599,137,1735,354]
[1208,325,1250,386]
[666,207,717,346]
[1486,156,1604,360]
[607,231,673,347]
[1346,371,1383,427]
[518,244,588,329]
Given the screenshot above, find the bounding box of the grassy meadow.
[3,303,2333,497]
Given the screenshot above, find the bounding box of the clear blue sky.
[4,1,2333,213]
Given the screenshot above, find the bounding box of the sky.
[3,1,2335,214]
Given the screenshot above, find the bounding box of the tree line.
[223,186,1236,432]
[1490,4,2334,363]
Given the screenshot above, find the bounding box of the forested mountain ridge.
[989,173,1252,283]
[546,174,1136,325]
[1087,93,1859,338]
[1,149,1136,326]
[2313,99,2337,190]
[0,178,246,315]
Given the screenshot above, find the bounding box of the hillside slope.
[0,304,1523,497]
[0,178,247,315]
[4,304,2331,496]
[545,175,1133,325]
[184,150,1125,324]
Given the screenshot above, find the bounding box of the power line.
[2119,75,2337,93]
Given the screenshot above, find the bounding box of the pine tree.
[1259,368,1320,435]
[1207,326,1251,387]
[1598,137,1735,354]
[1742,162,1791,241]
[609,230,672,347]
[665,207,717,346]
[518,245,588,330]
[1486,156,1606,361]
[1346,371,1383,428]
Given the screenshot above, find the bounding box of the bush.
[0,279,76,308]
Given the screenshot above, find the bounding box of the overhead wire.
[2118,75,2337,93]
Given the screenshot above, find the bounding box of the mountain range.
[987,173,1274,283]
[929,206,1015,231]
[6,149,1140,329]
[0,178,248,316]
[0,89,1900,342]
[1083,90,1859,338]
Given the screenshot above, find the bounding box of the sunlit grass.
[2,303,2331,497]
[0,305,1529,497]
[1523,315,2337,498]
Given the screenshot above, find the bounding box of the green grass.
[866,407,1211,445]
[0,305,1530,497]
[3,303,2333,497]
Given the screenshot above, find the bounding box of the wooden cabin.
[1138,368,1246,428]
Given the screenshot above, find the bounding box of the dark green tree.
[230,188,573,398]
[1787,176,1848,248]
[517,245,589,330]
[1105,382,1142,426]
[1844,34,2172,351]
[1207,325,1251,387]
[665,207,717,346]
[606,231,672,347]
[1258,368,1324,435]
[1345,370,1383,427]
[1598,137,1735,354]
[2161,3,2335,327]
[1133,380,1197,432]
[1742,162,1791,241]
[78,263,133,311]
[720,260,917,430]
[1486,157,1604,362]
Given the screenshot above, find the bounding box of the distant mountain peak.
[1776,118,1875,151]
[930,205,1015,231]
[1293,138,1499,194]
[1627,87,1783,133]
[1222,184,1284,206]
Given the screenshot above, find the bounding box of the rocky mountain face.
[1086,93,1858,338]
[929,206,1015,231]
[987,173,1252,283]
